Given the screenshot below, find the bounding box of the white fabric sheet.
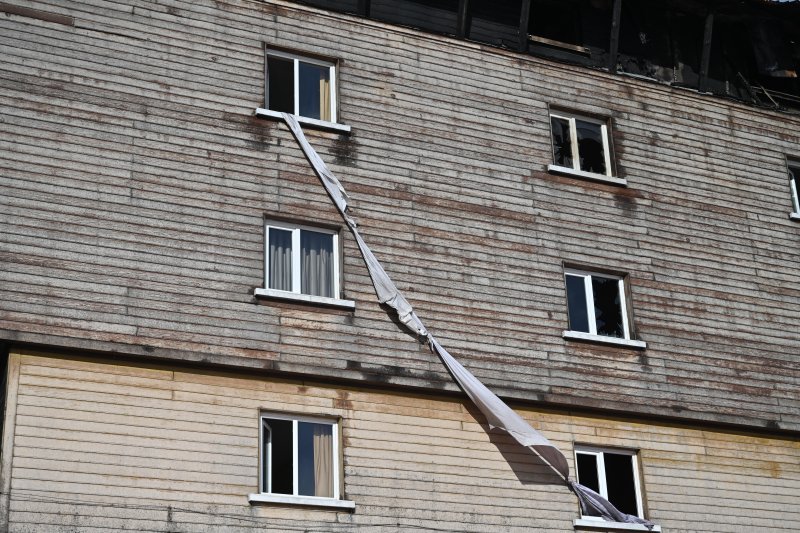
[279,113,654,529]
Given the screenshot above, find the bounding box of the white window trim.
[549,112,620,185]
[574,446,647,524]
[258,220,354,309]
[564,268,643,347]
[252,412,354,509]
[788,162,800,219]
[262,49,350,133]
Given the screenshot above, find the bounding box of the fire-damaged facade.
[1,0,799,532]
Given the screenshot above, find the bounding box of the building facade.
[1,0,799,531]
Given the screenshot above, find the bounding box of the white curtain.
[269,228,292,291]
[301,230,333,297]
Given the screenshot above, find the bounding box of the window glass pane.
[301,230,334,298]
[566,274,590,333]
[604,453,639,517]
[267,56,295,114]
[575,119,606,174]
[263,418,293,494]
[576,453,601,494]
[298,422,334,497]
[550,116,574,168]
[370,0,459,35]
[268,228,293,292]
[468,0,522,48]
[298,62,331,121]
[591,276,624,338]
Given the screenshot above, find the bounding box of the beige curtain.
[313,424,333,497]
[320,77,331,122]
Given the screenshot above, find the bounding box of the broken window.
[261,413,340,499]
[788,161,800,217]
[549,111,613,178]
[617,1,704,86]
[527,0,612,68]
[265,220,340,300]
[468,0,522,48]
[370,0,459,36]
[564,269,633,340]
[575,446,644,520]
[266,49,337,123]
[293,0,359,15]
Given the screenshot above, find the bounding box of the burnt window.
[564,269,634,341]
[575,446,645,520]
[370,0,459,35]
[788,161,800,218]
[527,0,613,68]
[549,111,615,180]
[266,49,337,123]
[468,0,522,48]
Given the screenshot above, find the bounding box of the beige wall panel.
[4,352,798,532]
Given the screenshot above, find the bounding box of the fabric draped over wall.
[279,113,654,530]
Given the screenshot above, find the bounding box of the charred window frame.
[574,445,646,522]
[563,268,645,349]
[548,111,623,185]
[264,47,338,124]
[788,160,800,220]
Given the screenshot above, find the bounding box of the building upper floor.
[1,0,799,436]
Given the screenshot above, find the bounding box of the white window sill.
[255,288,355,309]
[248,493,355,510]
[563,331,647,349]
[574,519,661,532]
[254,108,351,134]
[790,212,800,221]
[548,164,627,186]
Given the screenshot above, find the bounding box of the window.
[563,269,645,348]
[788,160,800,219]
[574,446,644,521]
[549,111,624,185]
[266,49,337,123]
[255,221,354,308]
[250,412,354,509]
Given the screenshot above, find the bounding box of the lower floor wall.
[0,349,797,532]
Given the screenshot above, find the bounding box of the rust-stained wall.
[1,0,799,435]
[1,351,798,532]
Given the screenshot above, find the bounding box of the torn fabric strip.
[280,113,653,529]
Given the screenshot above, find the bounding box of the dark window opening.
[788,163,800,213]
[528,0,612,67]
[0,345,7,458]
[575,119,606,174]
[566,274,590,333]
[294,0,359,15]
[371,0,459,35]
[550,116,573,168]
[267,56,295,114]
[591,275,623,338]
[468,0,522,48]
[263,417,294,494]
[576,452,601,494]
[604,452,639,517]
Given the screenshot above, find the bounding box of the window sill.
[248,493,355,510]
[574,519,661,532]
[563,331,646,349]
[254,108,351,134]
[790,212,800,221]
[548,164,627,186]
[254,288,355,309]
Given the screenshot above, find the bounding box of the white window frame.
[250,412,354,509]
[254,220,354,309]
[562,269,645,349]
[574,445,645,522]
[548,111,625,186]
[788,160,800,220]
[255,48,350,133]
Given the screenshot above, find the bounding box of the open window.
[265,48,338,123]
[574,445,646,522]
[788,160,800,220]
[255,220,354,309]
[563,268,645,348]
[250,412,354,509]
[548,111,623,185]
